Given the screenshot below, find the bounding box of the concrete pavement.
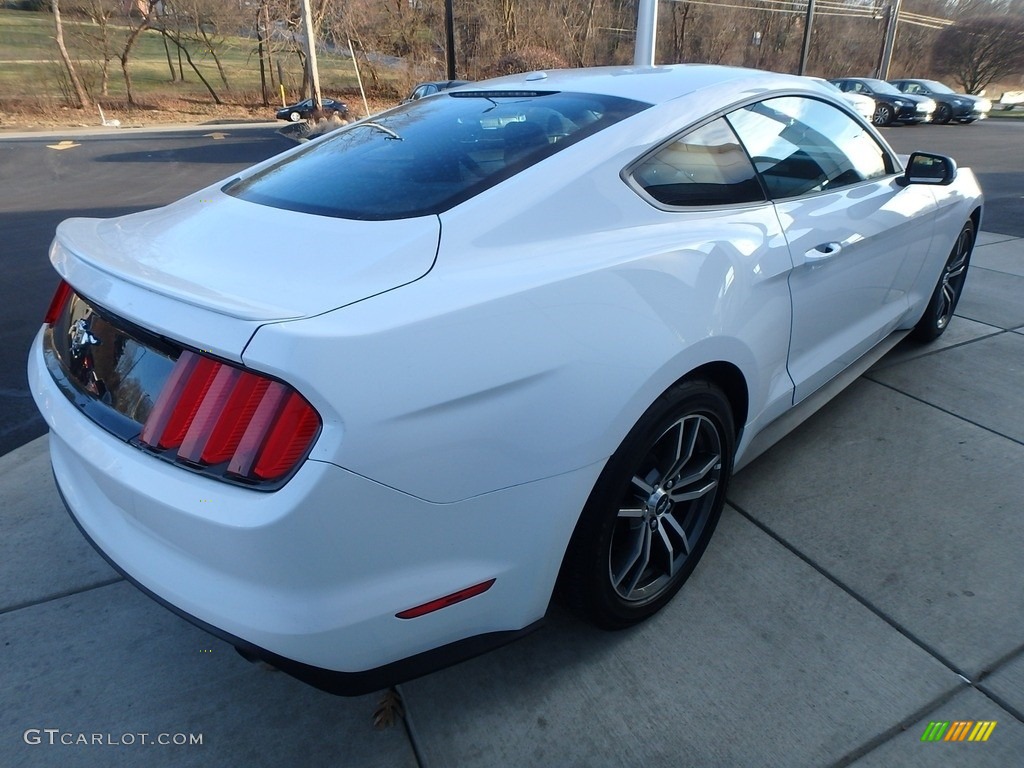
[2,232,1022,767]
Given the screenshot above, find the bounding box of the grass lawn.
[0,8,365,110]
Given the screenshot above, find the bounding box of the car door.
[728,96,938,403]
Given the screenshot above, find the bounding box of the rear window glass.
[225,91,649,220]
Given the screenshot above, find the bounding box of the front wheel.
[911,220,974,342]
[872,103,894,126]
[558,380,735,629]
[933,104,953,124]
[288,111,302,122]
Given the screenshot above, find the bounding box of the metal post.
[445,0,456,80]
[878,0,902,81]
[798,0,815,75]
[634,0,658,66]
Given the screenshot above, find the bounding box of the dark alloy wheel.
[558,380,735,629]
[934,104,953,125]
[872,103,894,126]
[912,220,974,342]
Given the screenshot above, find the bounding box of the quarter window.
[727,96,891,199]
[631,118,764,207]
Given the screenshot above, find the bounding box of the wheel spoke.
[947,260,967,280]
[663,513,692,555]
[664,418,700,484]
[656,525,677,577]
[631,475,654,494]
[673,453,720,489]
[617,507,645,519]
[619,526,652,597]
[670,478,718,502]
[611,524,644,590]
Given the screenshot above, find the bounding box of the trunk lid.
[54,190,441,322]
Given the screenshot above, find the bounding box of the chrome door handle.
[805,242,842,261]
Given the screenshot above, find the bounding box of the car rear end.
[29,266,587,693]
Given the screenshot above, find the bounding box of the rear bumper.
[29,327,600,693]
[54,474,543,695]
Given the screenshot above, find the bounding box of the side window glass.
[727,96,891,200]
[631,118,764,207]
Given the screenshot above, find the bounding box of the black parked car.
[276,98,349,122]
[829,78,935,126]
[888,79,992,124]
[403,80,471,102]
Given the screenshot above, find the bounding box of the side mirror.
[897,152,957,186]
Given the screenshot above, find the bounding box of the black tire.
[911,220,974,343]
[558,380,735,629]
[872,103,894,126]
[288,111,302,122]
[934,104,953,124]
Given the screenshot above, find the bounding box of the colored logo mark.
[921,720,997,742]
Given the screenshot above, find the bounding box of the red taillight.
[395,579,497,619]
[140,350,320,485]
[44,279,73,325]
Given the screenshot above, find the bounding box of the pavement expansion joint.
[865,377,1024,449]
[828,685,966,768]
[0,576,124,617]
[728,500,974,682]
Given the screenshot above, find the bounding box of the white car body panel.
[780,178,939,402]
[28,64,984,691]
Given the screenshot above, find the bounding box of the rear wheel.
[872,103,894,126]
[912,220,974,342]
[558,380,734,629]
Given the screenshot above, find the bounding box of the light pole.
[635,0,658,66]
[798,0,815,75]
[877,0,902,80]
[445,0,456,79]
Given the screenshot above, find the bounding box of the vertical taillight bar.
[140,350,320,486]
[44,280,73,326]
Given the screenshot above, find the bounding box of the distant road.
[0,124,294,457]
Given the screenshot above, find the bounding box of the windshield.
[227,91,649,220]
[921,80,956,94]
[862,79,903,96]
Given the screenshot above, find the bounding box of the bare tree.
[52,0,92,108]
[934,15,1024,93]
[120,0,158,105]
[75,0,120,95]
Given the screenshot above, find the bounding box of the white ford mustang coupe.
[29,65,982,695]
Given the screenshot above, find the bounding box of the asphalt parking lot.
[2,121,1023,767]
